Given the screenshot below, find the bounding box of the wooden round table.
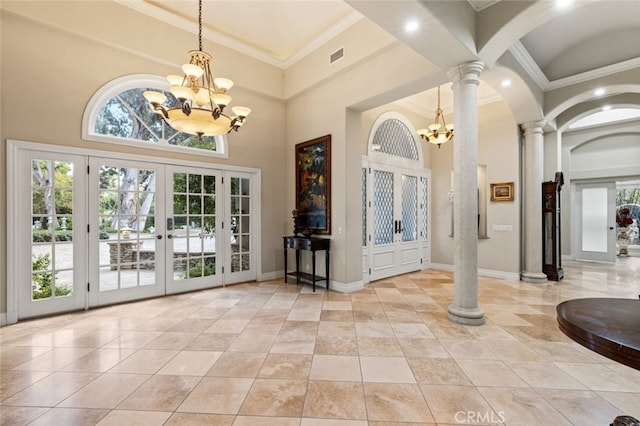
[557,298,640,370]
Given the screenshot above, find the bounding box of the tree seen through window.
[94,87,218,151]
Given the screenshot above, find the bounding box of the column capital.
[521,120,546,135]
[447,61,484,86]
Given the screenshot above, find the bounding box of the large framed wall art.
[295,135,331,235]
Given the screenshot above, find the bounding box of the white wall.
[547,119,640,256]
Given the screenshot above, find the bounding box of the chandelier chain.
[198,0,203,51]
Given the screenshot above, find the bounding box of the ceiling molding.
[115,0,362,70]
[509,41,548,90]
[281,11,363,69]
[546,57,640,91]
[115,0,284,67]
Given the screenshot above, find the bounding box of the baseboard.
[0,313,6,327]
[429,263,520,281]
[330,279,365,293]
[258,270,281,281]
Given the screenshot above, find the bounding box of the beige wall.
[0,4,287,317]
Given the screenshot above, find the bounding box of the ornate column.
[446,61,485,326]
[521,121,548,283]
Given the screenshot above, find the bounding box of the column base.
[521,271,548,283]
[448,304,485,326]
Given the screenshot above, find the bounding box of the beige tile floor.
[1,258,640,425]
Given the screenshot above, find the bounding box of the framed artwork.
[490,182,514,202]
[295,135,331,235]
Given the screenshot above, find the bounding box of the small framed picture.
[490,182,514,202]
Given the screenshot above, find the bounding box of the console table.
[283,236,330,292]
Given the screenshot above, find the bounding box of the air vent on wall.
[330,47,344,64]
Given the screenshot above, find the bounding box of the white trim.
[328,279,365,293]
[367,111,424,167]
[115,0,363,69]
[429,263,520,282]
[6,139,262,322]
[8,139,256,174]
[82,74,229,159]
[6,141,20,324]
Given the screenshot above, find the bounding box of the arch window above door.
[82,74,227,158]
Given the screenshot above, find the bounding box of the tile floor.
[1,258,639,425]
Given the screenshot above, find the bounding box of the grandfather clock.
[542,172,564,281]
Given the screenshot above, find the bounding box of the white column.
[446,61,485,326]
[521,121,548,283]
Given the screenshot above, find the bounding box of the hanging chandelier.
[416,86,453,148]
[143,0,250,137]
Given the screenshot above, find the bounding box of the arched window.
[82,74,227,157]
[369,115,420,161]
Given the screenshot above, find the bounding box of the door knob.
[157,235,163,239]
[167,234,173,239]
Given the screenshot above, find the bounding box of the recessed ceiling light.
[594,88,606,96]
[405,20,419,32]
[501,79,512,88]
[602,105,612,111]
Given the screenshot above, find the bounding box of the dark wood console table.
[283,236,330,292]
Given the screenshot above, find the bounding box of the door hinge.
[368,235,371,242]
[87,165,90,174]
[87,283,90,292]
[420,258,423,264]
[222,266,224,274]
[221,177,224,184]
[368,268,371,275]
[87,224,90,233]
[221,222,224,229]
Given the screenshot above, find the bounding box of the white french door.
[8,141,258,320]
[166,166,223,293]
[15,150,88,319]
[368,163,425,281]
[165,168,257,293]
[574,181,616,263]
[88,158,166,306]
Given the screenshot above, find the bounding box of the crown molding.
[115,0,362,70]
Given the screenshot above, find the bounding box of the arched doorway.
[362,112,430,282]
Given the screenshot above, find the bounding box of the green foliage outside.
[94,88,217,151]
[180,260,216,279]
[32,253,72,300]
[32,229,73,242]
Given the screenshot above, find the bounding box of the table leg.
[312,250,316,292]
[295,248,300,284]
[284,247,288,284]
[326,248,330,290]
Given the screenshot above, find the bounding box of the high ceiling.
[123,0,640,128]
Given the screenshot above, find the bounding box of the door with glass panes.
[574,181,616,263]
[166,167,256,292]
[166,166,223,293]
[89,158,166,306]
[368,164,425,281]
[18,151,88,319]
[11,146,258,319]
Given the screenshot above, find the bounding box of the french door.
[165,166,223,293]
[574,181,616,263]
[368,163,426,281]
[89,158,166,306]
[8,141,258,320]
[15,151,88,319]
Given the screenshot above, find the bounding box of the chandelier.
[416,86,453,148]
[143,0,250,137]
